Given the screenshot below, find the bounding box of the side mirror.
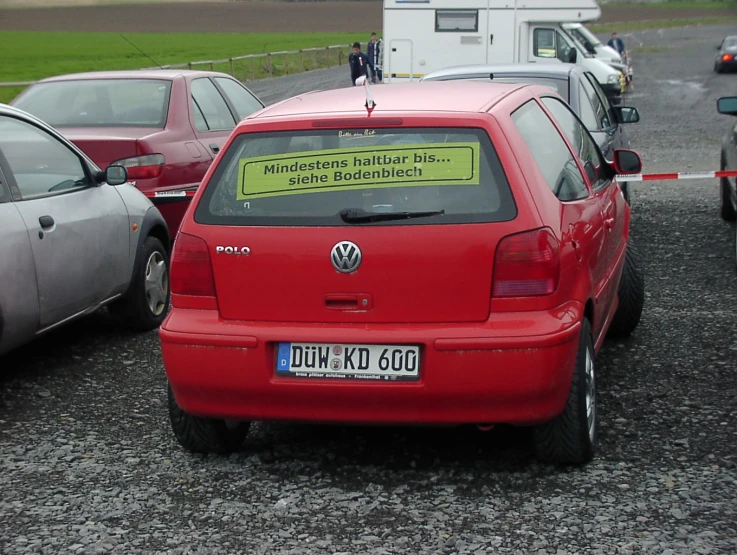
[567,48,578,64]
[717,96,737,116]
[612,149,642,175]
[615,106,640,124]
[105,165,128,186]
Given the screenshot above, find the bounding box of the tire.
[716,63,724,74]
[720,156,737,221]
[607,240,645,339]
[534,318,596,465]
[168,385,250,454]
[109,236,170,331]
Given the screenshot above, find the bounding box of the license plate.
[276,342,420,381]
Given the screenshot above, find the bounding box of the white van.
[383,0,626,101]
[561,22,631,76]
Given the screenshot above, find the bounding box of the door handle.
[39,215,54,229]
[209,144,220,154]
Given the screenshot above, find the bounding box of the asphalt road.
[2,24,737,555]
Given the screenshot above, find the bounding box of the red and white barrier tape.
[139,169,737,201]
[618,170,737,182]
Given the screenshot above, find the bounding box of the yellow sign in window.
[236,143,480,200]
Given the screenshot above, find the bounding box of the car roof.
[33,69,232,83]
[422,63,579,82]
[252,81,529,120]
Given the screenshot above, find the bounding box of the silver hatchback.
[0,104,171,356]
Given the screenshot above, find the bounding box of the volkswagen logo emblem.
[331,241,362,273]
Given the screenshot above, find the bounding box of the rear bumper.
[160,301,584,426]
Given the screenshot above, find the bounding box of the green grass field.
[0,31,359,103]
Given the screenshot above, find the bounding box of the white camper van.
[383,0,626,101]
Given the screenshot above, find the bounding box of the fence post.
[338,49,344,66]
[313,49,318,70]
[300,50,304,73]
[210,62,214,71]
[188,62,192,70]
[250,56,254,81]
[229,58,234,77]
[285,55,289,75]
[326,46,331,66]
[268,53,273,77]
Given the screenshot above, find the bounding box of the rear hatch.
[194,126,519,324]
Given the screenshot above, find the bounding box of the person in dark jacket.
[367,32,383,83]
[349,42,373,86]
[607,32,626,56]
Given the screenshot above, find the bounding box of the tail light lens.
[170,233,217,309]
[112,154,165,180]
[492,228,560,297]
[723,54,734,62]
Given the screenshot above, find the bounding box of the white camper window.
[435,10,478,33]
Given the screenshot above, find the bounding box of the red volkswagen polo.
[160,81,645,464]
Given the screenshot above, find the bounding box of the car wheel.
[716,63,724,74]
[533,318,596,465]
[607,240,645,339]
[720,157,737,221]
[168,384,250,453]
[109,236,170,331]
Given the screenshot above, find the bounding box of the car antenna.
[120,34,164,69]
[362,77,377,115]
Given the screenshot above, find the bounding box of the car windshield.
[569,26,601,47]
[14,79,172,128]
[195,127,517,226]
[723,38,737,49]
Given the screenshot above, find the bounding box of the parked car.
[0,103,171,356]
[714,36,737,73]
[11,70,265,236]
[421,63,640,202]
[159,81,646,465]
[717,95,737,266]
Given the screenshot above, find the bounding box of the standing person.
[367,32,383,84]
[607,32,626,57]
[348,42,373,86]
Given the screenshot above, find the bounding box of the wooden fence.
[0,44,352,92]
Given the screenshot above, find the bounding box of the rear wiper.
[339,208,445,223]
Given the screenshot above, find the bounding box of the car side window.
[584,73,617,128]
[542,96,611,192]
[0,167,10,203]
[214,78,263,121]
[0,116,91,200]
[580,74,611,130]
[577,82,599,130]
[191,78,237,132]
[511,100,589,202]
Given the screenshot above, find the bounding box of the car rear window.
[195,127,516,226]
[14,79,171,128]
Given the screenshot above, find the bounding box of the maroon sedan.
[12,70,265,235]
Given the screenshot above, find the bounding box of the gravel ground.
[2,23,737,555]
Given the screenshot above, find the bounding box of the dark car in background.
[714,36,737,73]
[12,70,265,236]
[421,64,640,201]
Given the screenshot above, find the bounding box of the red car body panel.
[159,82,630,426]
[12,70,263,237]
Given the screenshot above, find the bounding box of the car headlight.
[607,73,620,84]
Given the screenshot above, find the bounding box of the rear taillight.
[723,54,734,62]
[492,228,560,297]
[112,154,165,179]
[170,233,216,308]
